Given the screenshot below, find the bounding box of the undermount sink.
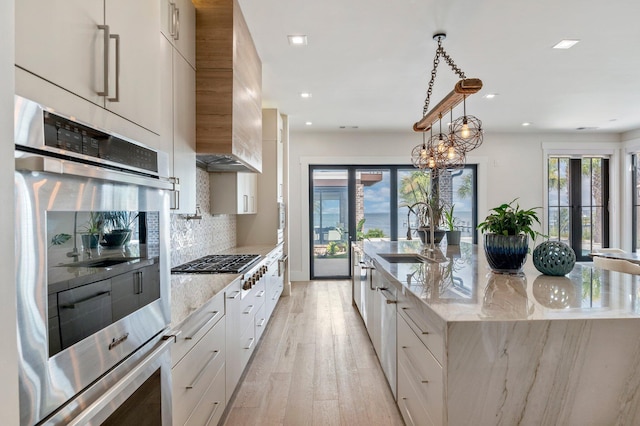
[377,253,429,263]
[59,257,141,268]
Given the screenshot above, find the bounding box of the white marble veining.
[361,240,640,425]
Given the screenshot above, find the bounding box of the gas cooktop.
[171,254,260,274]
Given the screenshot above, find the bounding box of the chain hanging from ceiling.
[411,33,483,171]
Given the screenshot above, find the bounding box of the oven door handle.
[66,335,173,426]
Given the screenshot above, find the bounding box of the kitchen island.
[355,240,640,426]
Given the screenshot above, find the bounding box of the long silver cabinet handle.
[186,350,220,389]
[108,33,120,102]
[204,402,221,426]
[256,290,265,298]
[227,290,241,299]
[168,1,176,37]
[244,337,255,350]
[97,25,110,97]
[174,7,180,41]
[61,291,110,309]
[184,311,220,340]
[243,304,254,315]
[401,345,428,383]
[401,307,429,335]
[256,318,266,327]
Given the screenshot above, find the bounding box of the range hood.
[195,0,262,174]
[196,154,260,172]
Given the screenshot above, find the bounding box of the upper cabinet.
[210,172,258,215]
[15,0,161,134]
[160,0,196,68]
[193,0,262,173]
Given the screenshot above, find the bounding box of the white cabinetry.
[395,283,445,426]
[160,0,196,67]
[15,0,161,133]
[171,291,226,426]
[160,11,197,214]
[210,172,258,215]
[371,267,397,399]
[265,245,284,320]
[236,109,287,245]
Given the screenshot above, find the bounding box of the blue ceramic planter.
[484,233,529,273]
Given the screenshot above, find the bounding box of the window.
[548,156,609,260]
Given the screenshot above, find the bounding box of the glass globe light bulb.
[420,147,427,159]
[460,118,470,139]
[437,137,446,153]
[428,156,436,168]
[447,146,456,159]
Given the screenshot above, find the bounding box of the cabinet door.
[237,173,258,214]
[225,280,244,404]
[172,52,197,213]
[160,0,196,68]
[15,0,103,106]
[105,0,161,133]
[138,263,161,308]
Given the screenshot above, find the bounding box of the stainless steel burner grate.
[171,254,260,274]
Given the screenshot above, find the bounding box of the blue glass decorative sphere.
[532,241,576,276]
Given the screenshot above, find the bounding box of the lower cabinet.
[172,291,226,426]
[397,300,444,426]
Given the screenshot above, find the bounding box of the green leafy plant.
[442,204,459,231]
[101,211,138,232]
[80,212,103,235]
[364,228,385,239]
[327,241,339,255]
[477,198,543,240]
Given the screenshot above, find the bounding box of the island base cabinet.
[397,313,443,426]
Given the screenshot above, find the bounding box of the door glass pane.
[355,169,390,240]
[397,169,431,240]
[312,169,349,278]
[450,167,475,242]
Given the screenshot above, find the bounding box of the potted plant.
[477,198,543,273]
[442,204,461,245]
[80,212,102,249]
[100,211,138,247]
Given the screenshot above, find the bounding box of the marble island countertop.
[360,240,640,322]
[170,244,278,328]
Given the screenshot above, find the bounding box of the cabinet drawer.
[398,297,444,365]
[398,315,443,426]
[398,359,434,426]
[239,318,257,369]
[172,291,225,367]
[184,361,226,426]
[254,302,267,342]
[173,316,226,426]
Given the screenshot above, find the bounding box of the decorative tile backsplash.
[170,168,236,267]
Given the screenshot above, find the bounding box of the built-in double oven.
[14,96,173,425]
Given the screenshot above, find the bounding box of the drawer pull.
[228,290,241,300]
[256,290,265,298]
[204,402,221,426]
[402,307,429,335]
[243,304,255,315]
[257,318,266,327]
[421,380,429,384]
[184,311,220,340]
[186,350,220,390]
[244,337,255,350]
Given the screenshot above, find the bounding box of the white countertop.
[360,240,640,322]
[170,244,279,327]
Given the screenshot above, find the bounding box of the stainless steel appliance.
[14,96,173,425]
[171,254,260,274]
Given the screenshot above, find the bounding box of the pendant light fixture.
[411,33,483,171]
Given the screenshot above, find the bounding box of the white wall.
[1,0,19,423]
[288,129,621,281]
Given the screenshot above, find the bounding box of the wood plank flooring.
[223,280,404,426]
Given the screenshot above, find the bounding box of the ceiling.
[237,0,640,134]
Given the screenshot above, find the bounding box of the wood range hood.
[194,0,262,173]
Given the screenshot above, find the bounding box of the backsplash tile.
[170,168,236,267]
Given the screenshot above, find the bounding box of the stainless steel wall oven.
[14,96,173,425]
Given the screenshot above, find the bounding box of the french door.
[310,167,392,279]
[548,157,609,261]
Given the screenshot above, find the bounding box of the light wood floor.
[223,280,404,426]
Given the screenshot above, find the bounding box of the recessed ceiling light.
[522,122,532,127]
[300,92,312,99]
[483,93,498,99]
[553,39,580,49]
[287,35,308,46]
[305,121,313,126]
